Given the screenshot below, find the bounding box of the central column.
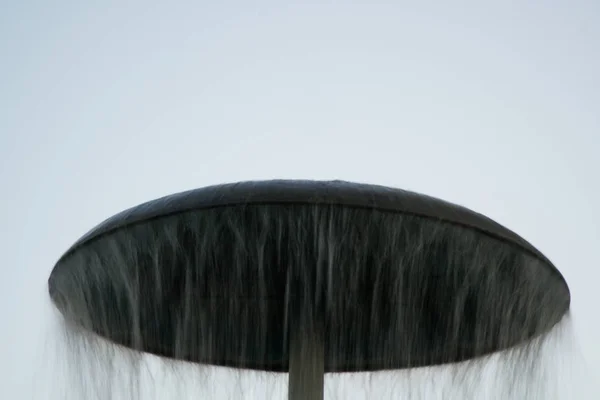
[288,308,324,399]
[286,208,327,400]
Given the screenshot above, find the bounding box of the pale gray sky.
[1,1,599,398]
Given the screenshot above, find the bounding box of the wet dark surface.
[48,180,570,372]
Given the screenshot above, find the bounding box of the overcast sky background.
[1,1,599,398]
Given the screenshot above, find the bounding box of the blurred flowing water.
[45,205,580,399]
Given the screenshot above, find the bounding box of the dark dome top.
[48,180,570,372]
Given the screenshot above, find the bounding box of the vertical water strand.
[288,205,325,399]
[255,205,269,379]
[85,243,127,400]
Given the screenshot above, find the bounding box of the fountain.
[48,180,571,399]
